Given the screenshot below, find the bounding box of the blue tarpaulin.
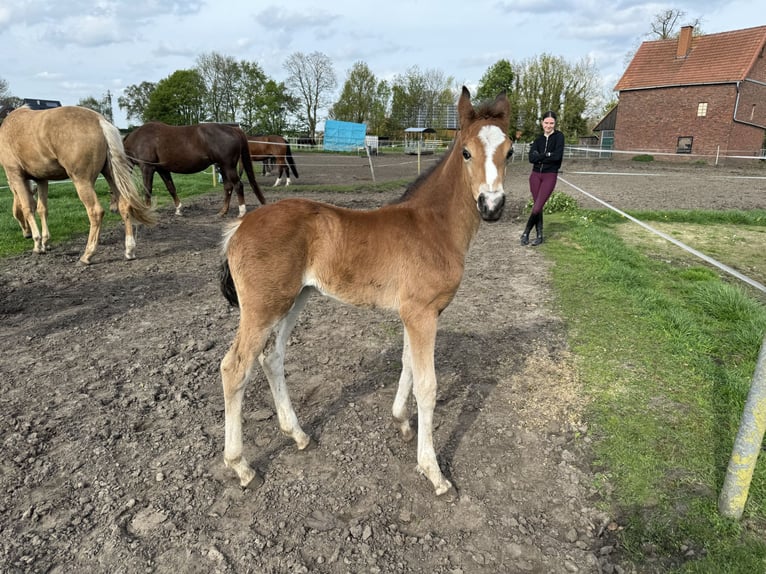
[323,119,366,152]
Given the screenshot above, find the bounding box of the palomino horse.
[0,106,157,264]
[123,122,266,217]
[218,87,512,497]
[246,135,299,186]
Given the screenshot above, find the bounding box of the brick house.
[611,25,766,158]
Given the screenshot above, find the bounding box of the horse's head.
[457,86,512,222]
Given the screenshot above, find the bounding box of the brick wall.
[614,83,765,157]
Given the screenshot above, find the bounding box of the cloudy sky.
[0,0,761,127]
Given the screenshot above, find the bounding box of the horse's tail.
[238,131,267,205]
[100,117,157,226]
[219,220,242,307]
[285,143,299,178]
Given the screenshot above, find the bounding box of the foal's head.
[457,86,512,221]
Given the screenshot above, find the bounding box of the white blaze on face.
[478,125,506,190]
[477,125,506,213]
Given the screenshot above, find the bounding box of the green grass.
[542,207,766,572]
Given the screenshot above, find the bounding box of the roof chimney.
[676,25,693,58]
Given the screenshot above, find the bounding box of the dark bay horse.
[123,122,266,217]
[0,106,157,264]
[246,135,299,186]
[218,87,512,498]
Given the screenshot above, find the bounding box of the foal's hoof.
[437,484,459,503]
[299,437,318,452]
[241,472,265,491]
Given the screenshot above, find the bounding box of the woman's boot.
[520,212,537,245]
[531,213,544,246]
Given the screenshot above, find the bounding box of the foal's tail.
[219,220,241,307]
[285,143,299,179]
[237,131,267,205]
[100,118,158,226]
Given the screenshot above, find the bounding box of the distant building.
[611,25,766,157]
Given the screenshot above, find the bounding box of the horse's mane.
[469,96,508,121]
[390,140,456,204]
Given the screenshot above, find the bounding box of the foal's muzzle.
[478,191,505,222]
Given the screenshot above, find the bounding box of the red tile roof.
[614,25,766,91]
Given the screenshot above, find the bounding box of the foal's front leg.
[392,329,415,441]
[404,316,454,497]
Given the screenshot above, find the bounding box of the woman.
[522,111,565,246]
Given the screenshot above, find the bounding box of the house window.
[697,102,708,117]
[677,136,693,154]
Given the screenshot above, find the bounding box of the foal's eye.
[462,148,471,160]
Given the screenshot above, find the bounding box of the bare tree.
[648,8,703,39]
[196,52,241,123]
[283,51,337,138]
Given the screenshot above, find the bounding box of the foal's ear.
[457,86,474,126]
[492,90,510,121]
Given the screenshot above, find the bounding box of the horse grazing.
[0,106,157,265]
[246,135,299,186]
[218,87,512,497]
[123,122,266,217]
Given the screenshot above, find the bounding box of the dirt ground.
[1,153,764,574]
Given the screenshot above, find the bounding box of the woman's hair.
[542,110,557,120]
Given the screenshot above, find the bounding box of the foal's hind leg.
[221,327,270,489]
[259,287,312,450]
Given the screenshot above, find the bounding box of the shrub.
[526,191,579,214]
[631,154,654,162]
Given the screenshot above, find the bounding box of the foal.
[219,87,511,497]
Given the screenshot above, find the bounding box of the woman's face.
[542,117,556,135]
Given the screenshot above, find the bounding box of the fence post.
[719,333,766,519]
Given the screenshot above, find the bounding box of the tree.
[389,66,453,132]
[648,8,703,39]
[477,59,517,137]
[144,70,206,125]
[196,52,241,122]
[283,51,337,138]
[0,77,22,119]
[476,59,515,102]
[78,91,114,123]
[511,54,602,141]
[118,81,156,125]
[235,62,297,134]
[329,61,390,134]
